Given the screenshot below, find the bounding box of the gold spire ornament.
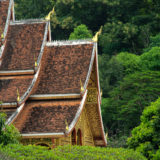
[1,33,4,39]
[92,26,103,42]
[101,90,103,97]
[65,120,69,132]
[80,79,84,92]
[34,54,37,67]
[45,7,55,21]
[17,88,20,102]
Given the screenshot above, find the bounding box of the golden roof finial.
[45,7,55,21]
[105,132,108,139]
[17,88,20,102]
[80,79,84,92]
[34,54,37,67]
[65,120,69,132]
[101,90,103,97]
[1,33,4,39]
[92,26,103,42]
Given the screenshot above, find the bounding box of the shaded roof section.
[32,43,94,95]
[0,76,33,103]
[13,100,81,134]
[0,0,9,38]
[0,22,46,71]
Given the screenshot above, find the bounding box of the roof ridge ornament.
[80,79,84,93]
[34,53,37,67]
[45,7,55,21]
[92,26,103,42]
[17,88,21,102]
[65,119,69,132]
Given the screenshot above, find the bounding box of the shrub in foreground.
[0,144,146,160]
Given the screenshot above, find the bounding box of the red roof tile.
[14,100,80,134]
[0,22,46,70]
[32,43,94,94]
[0,76,32,103]
[0,0,9,39]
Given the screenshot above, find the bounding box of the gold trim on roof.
[92,26,102,42]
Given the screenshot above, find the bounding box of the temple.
[0,0,106,148]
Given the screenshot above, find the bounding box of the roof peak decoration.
[92,26,102,42]
[17,88,21,102]
[80,79,84,93]
[45,7,55,21]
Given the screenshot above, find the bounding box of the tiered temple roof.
[0,0,106,146]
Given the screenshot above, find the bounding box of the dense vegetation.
[0,144,147,160]
[2,0,160,159]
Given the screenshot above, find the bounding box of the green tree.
[140,47,160,71]
[128,97,160,159]
[0,113,20,145]
[102,71,160,136]
[69,24,92,40]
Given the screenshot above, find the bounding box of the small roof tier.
[0,76,33,103]
[13,99,82,135]
[31,41,95,95]
[0,21,46,71]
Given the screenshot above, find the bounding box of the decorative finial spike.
[17,88,20,102]
[92,26,103,42]
[80,79,84,92]
[65,120,69,132]
[101,90,103,97]
[1,33,4,39]
[45,7,55,21]
[34,54,37,67]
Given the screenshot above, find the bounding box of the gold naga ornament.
[80,79,84,92]
[34,54,37,67]
[1,33,4,39]
[17,88,21,102]
[45,7,55,21]
[92,26,103,42]
[65,120,69,132]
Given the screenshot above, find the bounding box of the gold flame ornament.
[65,120,69,132]
[80,79,84,92]
[34,54,37,67]
[17,88,20,102]
[45,7,55,21]
[101,90,103,97]
[105,132,108,140]
[92,26,103,42]
[1,33,4,39]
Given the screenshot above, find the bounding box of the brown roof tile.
[14,100,80,134]
[0,76,32,103]
[32,44,94,94]
[0,22,46,70]
[0,0,9,39]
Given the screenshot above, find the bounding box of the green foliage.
[140,47,160,70]
[99,21,139,55]
[128,97,160,159]
[103,71,160,136]
[144,34,160,52]
[69,24,92,40]
[0,113,20,145]
[0,144,147,160]
[14,0,55,19]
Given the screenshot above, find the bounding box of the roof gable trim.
[66,90,88,134]
[3,0,13,39]
[83,42,96,92]
[46,40,93,46]
[29,93,81,100]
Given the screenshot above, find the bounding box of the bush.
[0,144,147,160]
[102,71,160,136]
[0,113,20,145]
[128,97,160,159]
